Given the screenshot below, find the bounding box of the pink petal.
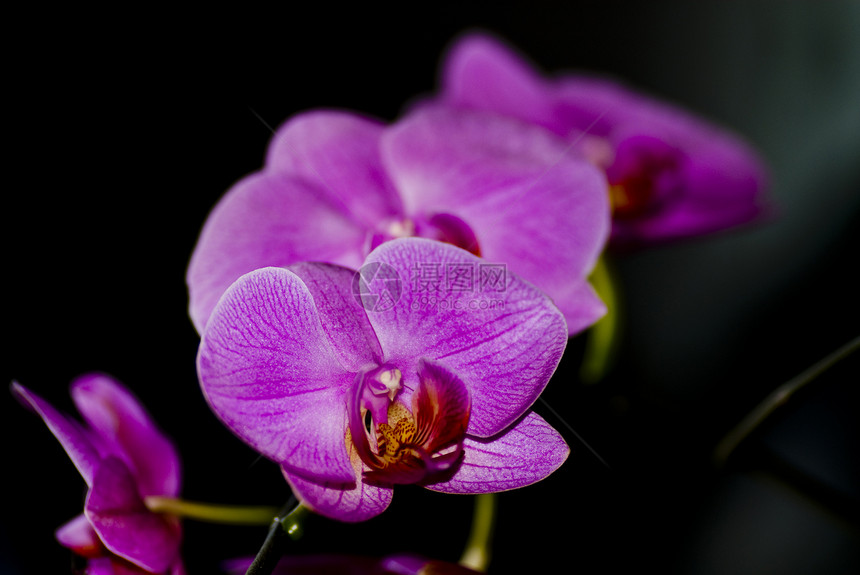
[548,278,607,337]
[282,438,392,523]
[423,412,569,494]
[197,267,357,483]
[71,373,181,498]
[381,107,610,336]
[85,457,181,574]
[82,558,117,575]
[187,170,367,333]
[55,513,103,557]
[364,238,568,438]
[11,382,100,486]
[266,109,404,227]
[287,262,383,372]
[440,32,559,133]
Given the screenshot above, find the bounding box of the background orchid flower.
[433,32,770,249]
[187,105,610,336]
[197,238,570,522]
[12,375,184,575]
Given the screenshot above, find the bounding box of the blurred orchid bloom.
[13,375,184,574]
[197,238,570,522]
[434,32,770,249]
[187,106,610,336]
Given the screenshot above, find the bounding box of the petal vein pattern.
[364,239,567,437]
[198,267,356,483]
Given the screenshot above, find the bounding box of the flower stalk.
[144,496,280,526]
[580,256,621,384]
[244,500,309,575]
[713,335,860,468]
[459,493,497,572]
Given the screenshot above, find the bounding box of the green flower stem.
[245,500,309,575]
[279,502,310,541]
[713,335,860,468]
[144,496,280,525]
[580,255,621,384]
[459,493,497,572]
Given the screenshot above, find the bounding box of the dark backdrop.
[4,3,859,574]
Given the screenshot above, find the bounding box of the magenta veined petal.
[282,438,393,523]
[423,412,569,494]
[197,266,358,484]
[287,261,384,373]
[364,238,568,438]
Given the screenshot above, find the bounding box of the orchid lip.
[348,358,471,486]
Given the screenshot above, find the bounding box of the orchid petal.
[549,278,608,337]
[197,266,356,483]
[554,76,769,244]
[282,437,392,523]
[438,33,769,247]
[381,108,610,335]
[364,238,568,438]
[440,32,559,133]
[70,374,181,498]
[266,110,404,227]
[612,134,767,244]
[55,514,102,558]
[84,558,119,575]
[11,382,100,486]
[186,170,367,333]
[85,457,181,574]
[411,358,470,454]
[287,262,383,372]
[423,412,569,494]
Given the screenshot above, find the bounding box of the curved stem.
[459,493,497,572]
[245,499,309,575]
[580,255,621,384]
[144,496,280,525]
[713,335,860,468]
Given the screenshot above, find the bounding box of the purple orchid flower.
[197,238,570,522]
[12,375,184,575]
[187,104,610,336]
[432,32,770,248]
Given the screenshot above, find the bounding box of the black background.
[4,3,860,574]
